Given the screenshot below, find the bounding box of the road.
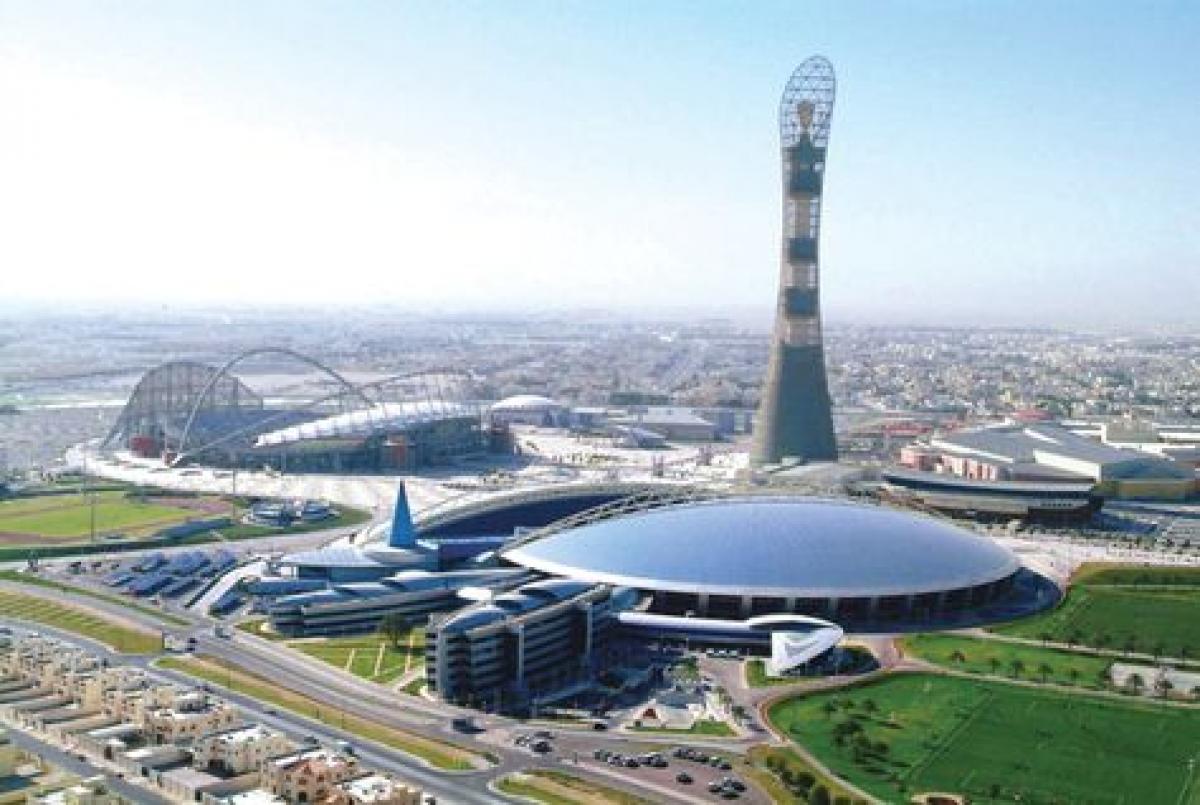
[6,726,176,805]
[0,585,719,803]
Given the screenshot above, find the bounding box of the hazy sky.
[1,2,1197,327]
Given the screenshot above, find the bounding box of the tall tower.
[752,55,838,465]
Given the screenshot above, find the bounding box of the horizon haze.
[1,1,1197,328]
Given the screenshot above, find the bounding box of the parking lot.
[509,730,769,803]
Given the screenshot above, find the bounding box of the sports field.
[992,565,1200,659]
[292,629,425,684]
[0,490,227,543]
[901,633,1112,686]
[770,673,1200,804]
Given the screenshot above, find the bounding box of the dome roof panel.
[502,497,1019,598]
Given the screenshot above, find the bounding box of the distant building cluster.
[899,422,1197,500]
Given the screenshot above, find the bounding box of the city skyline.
[1,2,1197,327]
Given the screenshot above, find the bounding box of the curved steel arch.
[172,365,479,464]
[102,359,261,448]
[175,347,372,459]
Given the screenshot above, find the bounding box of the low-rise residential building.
[332,773,423,805]
[193,725,295,775]
[28,776,124,805]
[260,749,360,803]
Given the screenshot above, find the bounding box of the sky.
[1,1,1197,327]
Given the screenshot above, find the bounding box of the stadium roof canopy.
[254,401,477,448]
[502,497,1019,598]
[490,394,562,411]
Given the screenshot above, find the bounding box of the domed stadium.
[501,496,1022,622]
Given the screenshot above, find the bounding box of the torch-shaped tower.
[752,55,838,465]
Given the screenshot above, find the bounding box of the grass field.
[631,718,736,737]
[157,655,486,771]
[745,658,810,688]
[770,673,1200,804]
[901,633,1112,687]
[0,589,161,653]
[291,629,425,684]
[496,770,654,805]
[992,565,1200,659]
[0,570,189,627]
[0,491,223,542]
[745,745,866,805]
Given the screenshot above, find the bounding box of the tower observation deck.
[752,55,838,465]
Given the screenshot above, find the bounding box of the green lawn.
[0,570,188,626]
[158,655,484,771]
[770,673,1200,804]
[292,629,425,684]
[0,589,161,653]
[631,718,736,737]
[745,658,810,687]
[0,491,204,540]
[993,581,1200,659]
[496,770,654,805]
[901,633,1112,687]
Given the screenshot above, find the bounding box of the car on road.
[676,772,693,784]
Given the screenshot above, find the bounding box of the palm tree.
[1155,678,1174,699]
[1067,667,1080,686]
[1037,662,1053,683]
[1151,640,1166,660]
[1010,658,1025,678]
[949,650,967,666]
[822,701,838,719]
[988,656,1001,676]
[1127,673,1145,696]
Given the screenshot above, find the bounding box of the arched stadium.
[102,348,489,472]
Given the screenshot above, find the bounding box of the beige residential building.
[27,775,125,805]
[193,725,295,775]
[331,773,423,805]
[139,692,239,744]
[261,750,360,803]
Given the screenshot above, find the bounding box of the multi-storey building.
[425,579,629,711]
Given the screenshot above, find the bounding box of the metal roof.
[253,400,476,448]
[503,497,1020,598]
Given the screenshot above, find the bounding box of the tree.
[809,784,832,805]
[988,656,1001,675]
[1067,629,1082,650]
[1155,678,1174,699]
[1037,662,1053,683]
[949,650,967,665]
[1038,631,1053,646]
[1010,658,1026,678]
[1127,673,1145,696]
[1151,640,1166,660]
[1122,636,1137,656]
[378,612,409,647]
[1067,667,1080,686]
[862,698,879,716]
[822,701,838,719]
